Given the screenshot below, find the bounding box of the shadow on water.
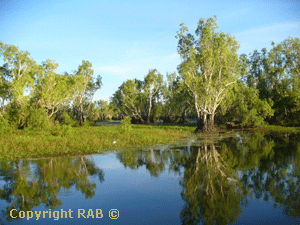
[0,131,299,224]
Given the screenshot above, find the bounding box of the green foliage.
[6,103,31,129]
[176,16,239,131]
[71,120,80,127]
[50,123,72,137]
[161,73,194,123]
[1,32,300,133]
[111,79,147,123]
[62,112,73,125]
[0,116,12,135]
[61,125,72,137]
[35,60,74,119]
[26,108,51,131]
[144,69,163,123]
[241,37,300,126]
[120,116,132,133]
[221,82,274,127]
[83,119,94,127]
[72,60,102,126]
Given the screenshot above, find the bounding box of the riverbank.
[0,124,195,161]
[1,122,299,161]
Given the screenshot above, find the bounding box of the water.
[0,132,299,224]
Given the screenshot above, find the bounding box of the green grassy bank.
[0,124,195,161]
[1,122,299,161]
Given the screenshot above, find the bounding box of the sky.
[1,0,299,102]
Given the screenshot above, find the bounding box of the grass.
[1,121,299,161]
[0,124,195,161]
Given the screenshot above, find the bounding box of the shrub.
[83,119,94,127]
[0,116,13,135]
[120,116,132,133]
[26,108,51,131]
[50,123,72,137]
[62,112,73,125]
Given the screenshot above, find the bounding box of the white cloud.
[234,21,300,39]
[234,21,300,54]
[94,53,180,79]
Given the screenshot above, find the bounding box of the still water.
[0,132,299,225]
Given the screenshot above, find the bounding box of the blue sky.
[1,0,299,102]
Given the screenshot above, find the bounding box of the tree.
[71,60,102,125]
[0,42,38,127]
[34,59,73,119]
[243,37,300,126]
[176,16,239,132]
[161,72,194,123]
[111,79,147,123]
[0,65,10,114]
[220,82,274,127]
[144,69,163,123]
[280,37,300,125]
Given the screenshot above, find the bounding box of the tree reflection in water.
[117,132,300,225]
[0,156,104,222]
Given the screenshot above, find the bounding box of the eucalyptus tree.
[0,42,37,105]
[0,66,10,113]
[279,37,300,125]
[71,60,102,125]
[95,99,118,121]
[85,100,113,123]
[161,72,193,123]
[218,81,274,127]
[34,59,74,119]
[144,69,163,123]
[0,42,38,127]
[176,16,239,132]
[111,79,146,123]
[243,37,300,126]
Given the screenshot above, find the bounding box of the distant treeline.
[0,16,299,133]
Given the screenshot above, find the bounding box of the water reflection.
[0,156,104,222]
[116,132,300,224]
[0,132,299,224]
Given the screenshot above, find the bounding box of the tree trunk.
[203,114,215,132]
[195,116,204,133]
[196,113,215,132]
[80,115,83,126]
[147,97,152,124]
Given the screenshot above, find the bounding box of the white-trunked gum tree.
[176,16,240,132]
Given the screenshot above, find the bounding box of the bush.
[62,112,73,125]
[26,108,51,131]
[83,119,94,127]
[0,116,13,135]
[120,116,132,133]
[50,123,72,137]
